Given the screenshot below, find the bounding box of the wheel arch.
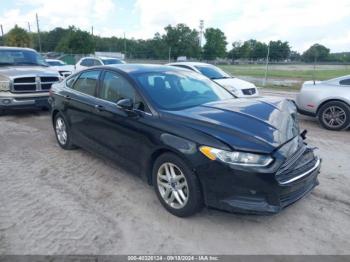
[145,147,196,186]
[51,109,60,126]
[316,99,350,115]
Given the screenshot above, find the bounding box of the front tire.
[152,153,203,217]
[318,101,350,131]
[54,113,76,149]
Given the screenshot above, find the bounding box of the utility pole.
[199,20,204,47]
[123,32,126,60]
[28,22,31,32]
[0,25,4,45]
[91,26,94,36]
[263,42,270,87]
[36,13,42,52]
[168,47,171,63]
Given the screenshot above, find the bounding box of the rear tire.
[54,113,76,150]
[152,153,203,217]
[318,101,350,131]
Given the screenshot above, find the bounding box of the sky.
[0,0,350,53]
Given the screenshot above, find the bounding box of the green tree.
[302,44,330,62]
[203,28,227,60]
[227,41,242,60]
[268,40,290,61]
[164,24,201,59]
[5,25,31,47]
[56,26,94,54]
[289,51,301,61]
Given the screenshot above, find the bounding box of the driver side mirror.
[116,98,138,116]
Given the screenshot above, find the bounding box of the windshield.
[0,50,48,66]
[47,60,65,66]
[102,59,124,65]
[134,70,234,110]
[194,65,231,80]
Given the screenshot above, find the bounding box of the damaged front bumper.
[197,136,321,214]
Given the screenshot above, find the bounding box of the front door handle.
[94,104,104,112]
[64,95,71,100]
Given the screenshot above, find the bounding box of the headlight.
[0,81,10,91]
[199,146,273,167]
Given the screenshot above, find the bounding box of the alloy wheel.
[55,117,68,145]
[322,106,347,129]
[157,162,189,209]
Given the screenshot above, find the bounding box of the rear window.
[339,79,350,85]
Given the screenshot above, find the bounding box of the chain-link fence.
[42,52,350,90]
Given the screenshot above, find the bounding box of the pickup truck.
[0,47,61,112]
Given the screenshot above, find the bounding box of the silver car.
[296,75,350,130]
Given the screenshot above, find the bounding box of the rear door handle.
[94,104,105,112]
[64,95,71,100]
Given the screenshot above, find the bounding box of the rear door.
[64,69,102,148]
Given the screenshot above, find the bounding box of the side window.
[72,70,100,96]
[100,71,147,111]
[94,59,102,66]
[80,58,93,67]
[339,79,350,86]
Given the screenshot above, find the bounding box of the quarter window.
[66,75,78,88]
[339,78,350,85]
[72,70,100,96]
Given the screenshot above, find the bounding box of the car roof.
[80,56,123,60]
[0,46,37,52]
[95,64,185,74]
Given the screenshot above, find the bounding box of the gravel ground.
[0,102,350,255]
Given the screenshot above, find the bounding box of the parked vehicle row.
[49,64,321,217]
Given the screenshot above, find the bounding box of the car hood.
[0,66,60,79]
[162,97,299,153]
[50,65,75,71]
[214,77,256,89]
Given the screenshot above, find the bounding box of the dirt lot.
[0,100,350,255]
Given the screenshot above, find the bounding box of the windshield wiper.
[210,76,231,80]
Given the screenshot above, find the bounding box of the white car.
[46,59,75,78]
[296,75,350,130]
[167,62,259,97]
[75,56,125,71]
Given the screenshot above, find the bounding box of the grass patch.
[218,64,350,81]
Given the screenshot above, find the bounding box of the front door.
[89,70,153,174]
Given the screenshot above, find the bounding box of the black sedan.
[49,64,321,217]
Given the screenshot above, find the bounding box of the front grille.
[12,76,59,93]
[242,88,256,95]
[41,77,59,82]
[14,77,35,83]
[276,145,318,185]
